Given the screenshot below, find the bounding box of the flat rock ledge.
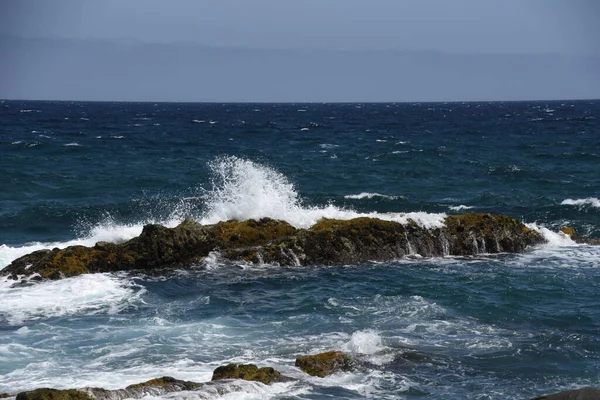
[2,213,546,281]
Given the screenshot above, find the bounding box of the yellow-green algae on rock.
[16,389,93,400]
[211,363,290,384]
[295,351,353,378]
[2,214,549,281]
[125,376,202,391]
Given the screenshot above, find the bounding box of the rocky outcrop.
[15,377,203,400]
[2,213,546,281]
[13,365,291,400]
[211,363,291,384]
[16,389,93,400]
[295,351,354,377]
[530,387,600,400]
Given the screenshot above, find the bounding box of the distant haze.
[1,0,599,102]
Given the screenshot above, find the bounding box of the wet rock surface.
[211,363,291,384]
[295,351,354,378]
[2,213,547,281]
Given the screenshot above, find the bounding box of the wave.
[344,192,398,200]
[561,198,600,208]
[199,156,446,229]
[1,156,581,270]
[0,274,144,325]
[448,205,473,211]
[525,223,576,246]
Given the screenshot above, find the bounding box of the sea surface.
[1,100,599,399]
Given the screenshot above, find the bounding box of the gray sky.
[2,0,599,55]
[1,0,599,101]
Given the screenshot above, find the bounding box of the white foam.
[64,142,82,147]
[561,198,600,208]
[343,330,386,355]
[0,274,144,325]
[449,205,473,211]
[199,156,447,229]
[525,223,576,246]
[344,192,398,200]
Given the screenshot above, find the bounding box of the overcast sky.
[2,0,599,55]
[1,0,599,101]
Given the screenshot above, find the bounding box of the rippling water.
[1,100,599,399]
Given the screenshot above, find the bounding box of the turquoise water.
[1,100,599,399]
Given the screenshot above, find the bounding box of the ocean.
[1,100,599,399]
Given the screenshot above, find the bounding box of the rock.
[0,394,12,399]
[15,377,204,400]
[444,213,543,255]
[1,214,547,280]
[211,363,290,385]
[560,226,579,240]
[16,389,93,400]
[560,226,600,245]
[530,387,600,400]
[295,351,353,377]
[124,376,203,392]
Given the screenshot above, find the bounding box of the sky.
[1,0,599,101]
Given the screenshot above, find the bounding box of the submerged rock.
[211,363,290,384]
[295,351,353,378]
[2,213,546,280]
[530,387,600,400]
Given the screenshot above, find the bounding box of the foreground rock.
[295,351,354,377]
[15,377,203,400]
[530,387,600,400]
[211,363,291,384]
[14,366,291,400]
[2,213,545,281]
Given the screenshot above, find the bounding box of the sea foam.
[199,156,446,229]
[0,274,144,325]
[561,198,600,208]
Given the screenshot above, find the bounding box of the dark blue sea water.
[1,100,600,399]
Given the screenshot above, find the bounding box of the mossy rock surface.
[16,389,93,400]
[444,213,543,254]
[560,226,579,240]
[530,387,600,400]
[295,351,353,378]
[1,214,551,280]
[125,376,202,391]
[211,363,287,385]
[210,218,296,247]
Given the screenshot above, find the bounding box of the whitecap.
[199,156,447,229]
[561,198,600,208]
[64,142,82,147]
[344,193,398,200]
[525,222,576,247]
[449,205,473,211]
[0,274,144,325]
